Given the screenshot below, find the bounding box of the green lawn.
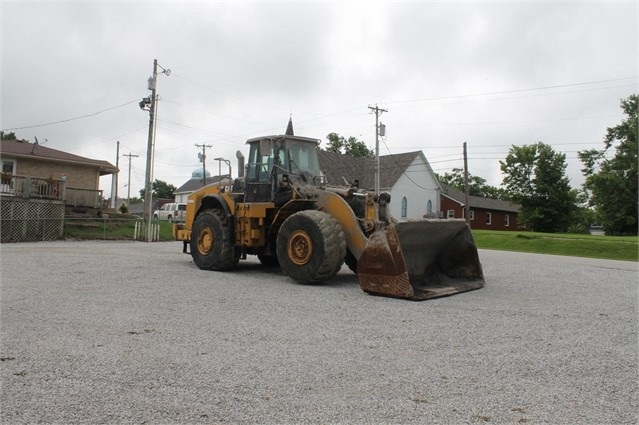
[472,229,638,262]
[64,217,175,241]
[62,218,638,262]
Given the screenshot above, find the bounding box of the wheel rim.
[288,230,313,266]
[197,227,214,255]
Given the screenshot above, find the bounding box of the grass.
[61,217,638,262]
[472,229,638,262]
[63,216,175,241]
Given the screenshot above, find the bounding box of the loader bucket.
[357,219,484,300]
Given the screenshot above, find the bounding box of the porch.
[0,174,103,208]
[0,175,106,242]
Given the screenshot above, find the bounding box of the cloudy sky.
[2,1,637,198]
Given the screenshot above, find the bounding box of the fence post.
[60,176,67,202]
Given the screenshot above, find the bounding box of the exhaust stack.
[236,150,245,178]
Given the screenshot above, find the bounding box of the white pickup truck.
[153,203,186,222]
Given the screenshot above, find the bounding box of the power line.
[122,152,140,203]
[386,77,638,106]
[1,99,140,131]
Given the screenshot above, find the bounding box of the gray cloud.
[2,1,636,196]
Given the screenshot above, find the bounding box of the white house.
[317,150,442,221]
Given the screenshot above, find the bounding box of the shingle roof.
[440,183,520,213]
[1,139,118,175]
[317,150,426,190]
[175,175,230,193]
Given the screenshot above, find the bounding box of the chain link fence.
[1,199,163,242]
[62,217,162,242]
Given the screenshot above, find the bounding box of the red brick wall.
[440,197,519,230]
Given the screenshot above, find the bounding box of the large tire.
[190,209,237,270]
[276,210,346,284]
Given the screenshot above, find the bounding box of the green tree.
[324,133,374,158]
[436,167,505,198]
[578,95,638,235]
[1,132,28,142]
[139,179,177,199]
[500,142,577,233]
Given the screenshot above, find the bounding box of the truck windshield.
[285,140,321,178]
[245,137,321,183]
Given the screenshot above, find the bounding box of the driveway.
[1,241,637,424]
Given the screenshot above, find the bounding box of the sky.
[2,1,637,199]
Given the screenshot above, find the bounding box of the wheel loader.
[173,131,484,300]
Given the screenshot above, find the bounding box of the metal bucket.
[357,219,485,300]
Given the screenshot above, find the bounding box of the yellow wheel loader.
[173,132,484,300]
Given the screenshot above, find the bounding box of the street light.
[213,157,232,184]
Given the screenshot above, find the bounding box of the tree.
[500,142,577,233]
[578,95,638,235]
[1,132,28,142]
[139,179,177,199]
[436,168,505,199]
[324,133,374,158]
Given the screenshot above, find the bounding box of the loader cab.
[245,135,321,203]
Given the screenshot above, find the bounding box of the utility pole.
[463,142,470,226]
[122,153,139,205]
[140,59,169,241]
[368,104,388,194]
[110,141,120,209]
[195,143,213,185]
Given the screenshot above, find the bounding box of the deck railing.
[65,187,103,208]
[0,175,103,208]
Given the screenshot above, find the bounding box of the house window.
[469,210,475,220]
[447,209,455,219]
[401,197,407,218]
[2,159,15,175]
[1,159,16,191]
[505,214,510,227]
[427,199,432,214]
[486,212,492,225]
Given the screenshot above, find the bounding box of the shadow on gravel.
[230,262,360,287]
[316,273,359,287]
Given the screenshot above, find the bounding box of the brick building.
[440,183,520,230]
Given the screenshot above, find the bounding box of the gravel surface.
[1,240,637,424]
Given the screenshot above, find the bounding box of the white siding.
[387,154,440,221]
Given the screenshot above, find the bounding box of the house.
[1,138,118,242]
[174,167,231,203]
[317,150,442,221]
[1,139,118,207]
[440,183,520,230]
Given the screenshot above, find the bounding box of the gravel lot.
[1,240,637,424]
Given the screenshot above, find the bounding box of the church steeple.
[285,116,294,136]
